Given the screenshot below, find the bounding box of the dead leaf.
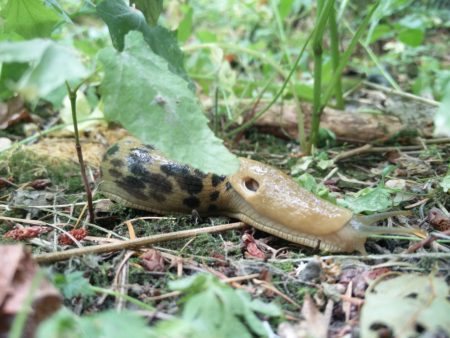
[58,228,88,245]
[429,208,450,232]
[278,294,333,338]
[0,245,61,337]
[3,226,51,240]
[0,96,31,129]
[29,179,52,190]
[9,189,63,218]
[360,273,450,338]
[242,233,266,259]
[140,249,165,272]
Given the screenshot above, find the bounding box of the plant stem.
[328,5,344,109]
[89,285,155,312]
[321,1,381,112]
[65,82,95,224]
[308,0,332,154]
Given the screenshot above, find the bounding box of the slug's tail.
[350,211,427,239]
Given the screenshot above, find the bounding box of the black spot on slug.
[144,144,155,150]
[161,164,204,194]
[108,168,123,178]
[225,181,233,191]
[110,159,124,167]
[183,196,200,209]
[127,148,153,176]
[210,191,220,201]
[141,172,172,195]
[160,163,189,177]
[177,174,203,195]
[105,143,119,158]
[115,176,149,200]
[119,175,144,190]
[208,204,218,212]
[211,174,226,187]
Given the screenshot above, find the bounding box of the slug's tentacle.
[349,213,427,238]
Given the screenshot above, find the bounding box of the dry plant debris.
[0,245,61,337]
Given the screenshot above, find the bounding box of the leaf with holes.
[99,31,239,175]
[361,273,450,338]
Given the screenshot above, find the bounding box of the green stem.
[328,5,344,109]
[309,0,334,153]
[321,1,381,110]
[89,285,155,312]
[65,81,95,224]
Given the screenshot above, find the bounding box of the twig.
[65,81,95,223]
[333,144,372,162]
[34,222,246,264]
[363,81,440,107]
[405,229,450,253]
[333,138,450,162]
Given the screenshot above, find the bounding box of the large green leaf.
[130,0,163,26]
[0,39,89,101]
[1,0,61,38]
[99,31,239,175]
[96,0,189,83]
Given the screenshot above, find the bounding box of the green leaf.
[295,173,318,193]
[342,186,392,214]
[99,31,239,175]
[278,0,294,20]
[434,83,450,137]
[130,0,163,26]
[52,271,94,298]
[177,5,193,43]
[38,309,153,338]
[0,62,28,100]
[166,274,281,337]
[0,39,89,101]
[96,0,189,83]
[1,0,61,38]
[81,311,152,338]
[37,308,82,338]
[397,27,424,47]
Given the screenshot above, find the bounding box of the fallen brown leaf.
[3,226,51,240]
[242,233,266,259]
[140,249,165,272]
[278,294,333,338]
[0,245,61,337]
[428,207,450,232]
[58,228,88,245]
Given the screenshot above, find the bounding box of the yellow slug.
[99,137,423,253]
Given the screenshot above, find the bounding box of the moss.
[0,148,83,193]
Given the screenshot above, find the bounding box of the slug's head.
[227,158,353,239]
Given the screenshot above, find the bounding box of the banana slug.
[99,137,423,253]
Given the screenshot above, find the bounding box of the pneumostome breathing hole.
[244,178,259,192]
